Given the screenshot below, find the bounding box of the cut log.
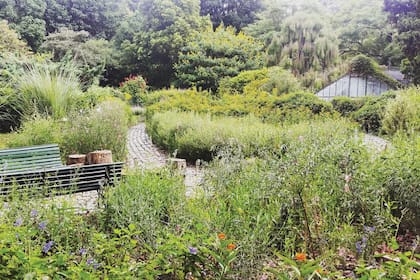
[67,154,86,165]
[87,150,113,165]
[166,158,187,170]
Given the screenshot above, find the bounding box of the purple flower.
[42,241,54,254]
[362,236,368,245]
[364,225,376,233]
[30,209,38,218]
[355,241,362,254]
[93,262,101,270]
[14,217,23,227]
[86,258,94,265]
[39,221,47,230]
[188,246,198,255]
[79,248,87,255]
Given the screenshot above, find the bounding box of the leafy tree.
[384,0,420,84]
[0,20,30,54]
[331,0,402,65]
[175,25,264,92]
[0,0,47,50]
[43,0,125,39]
[267,12,338,75]
[200,0,264,30]
[111,0,207,88]
[41,29,112,88]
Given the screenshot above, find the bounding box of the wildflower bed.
[1,116,418,279]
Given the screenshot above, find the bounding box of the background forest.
[0,0,419,91]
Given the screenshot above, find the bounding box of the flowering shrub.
[119,75,148,105]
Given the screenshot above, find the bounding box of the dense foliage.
[175,26,264,92]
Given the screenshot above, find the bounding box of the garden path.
[362,134,389,152]
[127,122,203,197]
[55,122,203,212]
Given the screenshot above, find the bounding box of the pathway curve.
[127,123,203,196]
[127,123,167,169]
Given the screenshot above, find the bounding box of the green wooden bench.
[0,144,123,196]
[0,144,63,172]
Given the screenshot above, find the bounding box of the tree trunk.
[67,154,86,166]
[87,150,113,164]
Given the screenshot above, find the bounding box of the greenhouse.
[316,74,391,100]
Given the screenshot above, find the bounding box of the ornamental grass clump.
[17,64,81,119]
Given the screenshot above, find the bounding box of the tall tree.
[266,11,338,75]
[384,0,420,84]
[43,0,125,39]
[200,0,264,30]
[175,25,264,92]
[41,28,112,87]
[111,0,207,88]
[0,0,47,50]
[332,0,402,65]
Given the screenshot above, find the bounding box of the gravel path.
[363,134,389,152]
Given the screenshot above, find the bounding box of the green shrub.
[17,64,82,119]
[272,92,333,115]
[61,99,130,161]
[331,96,366,117]
[257,67,302,96]
[219,68,268,94]
[7,117,62,148]
[382,87,420,135]
[119,75,147,105]
[375,133,420,230]
[352,92,396,134]
[219,67,301,96]
[74,85,118,110]
[147,111,288,162]
[103,170,187,246]
[0,85,20,132]
[147,89,332,125]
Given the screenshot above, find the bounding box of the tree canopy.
[175,25,264,92]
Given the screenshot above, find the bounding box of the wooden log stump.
[166,158,187,170]
[87,150,113,165]
[67,154,86,166]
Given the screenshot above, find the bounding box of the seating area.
[0,144,123,196]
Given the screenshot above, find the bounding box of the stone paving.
[60,122,203,211]
[127,123,167,169]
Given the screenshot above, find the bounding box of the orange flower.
[295,253,306,261]
[227,243,236,250]
[217,233,226,240]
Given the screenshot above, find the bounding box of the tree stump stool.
[87,150,113,164]
[67,154,86,166]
